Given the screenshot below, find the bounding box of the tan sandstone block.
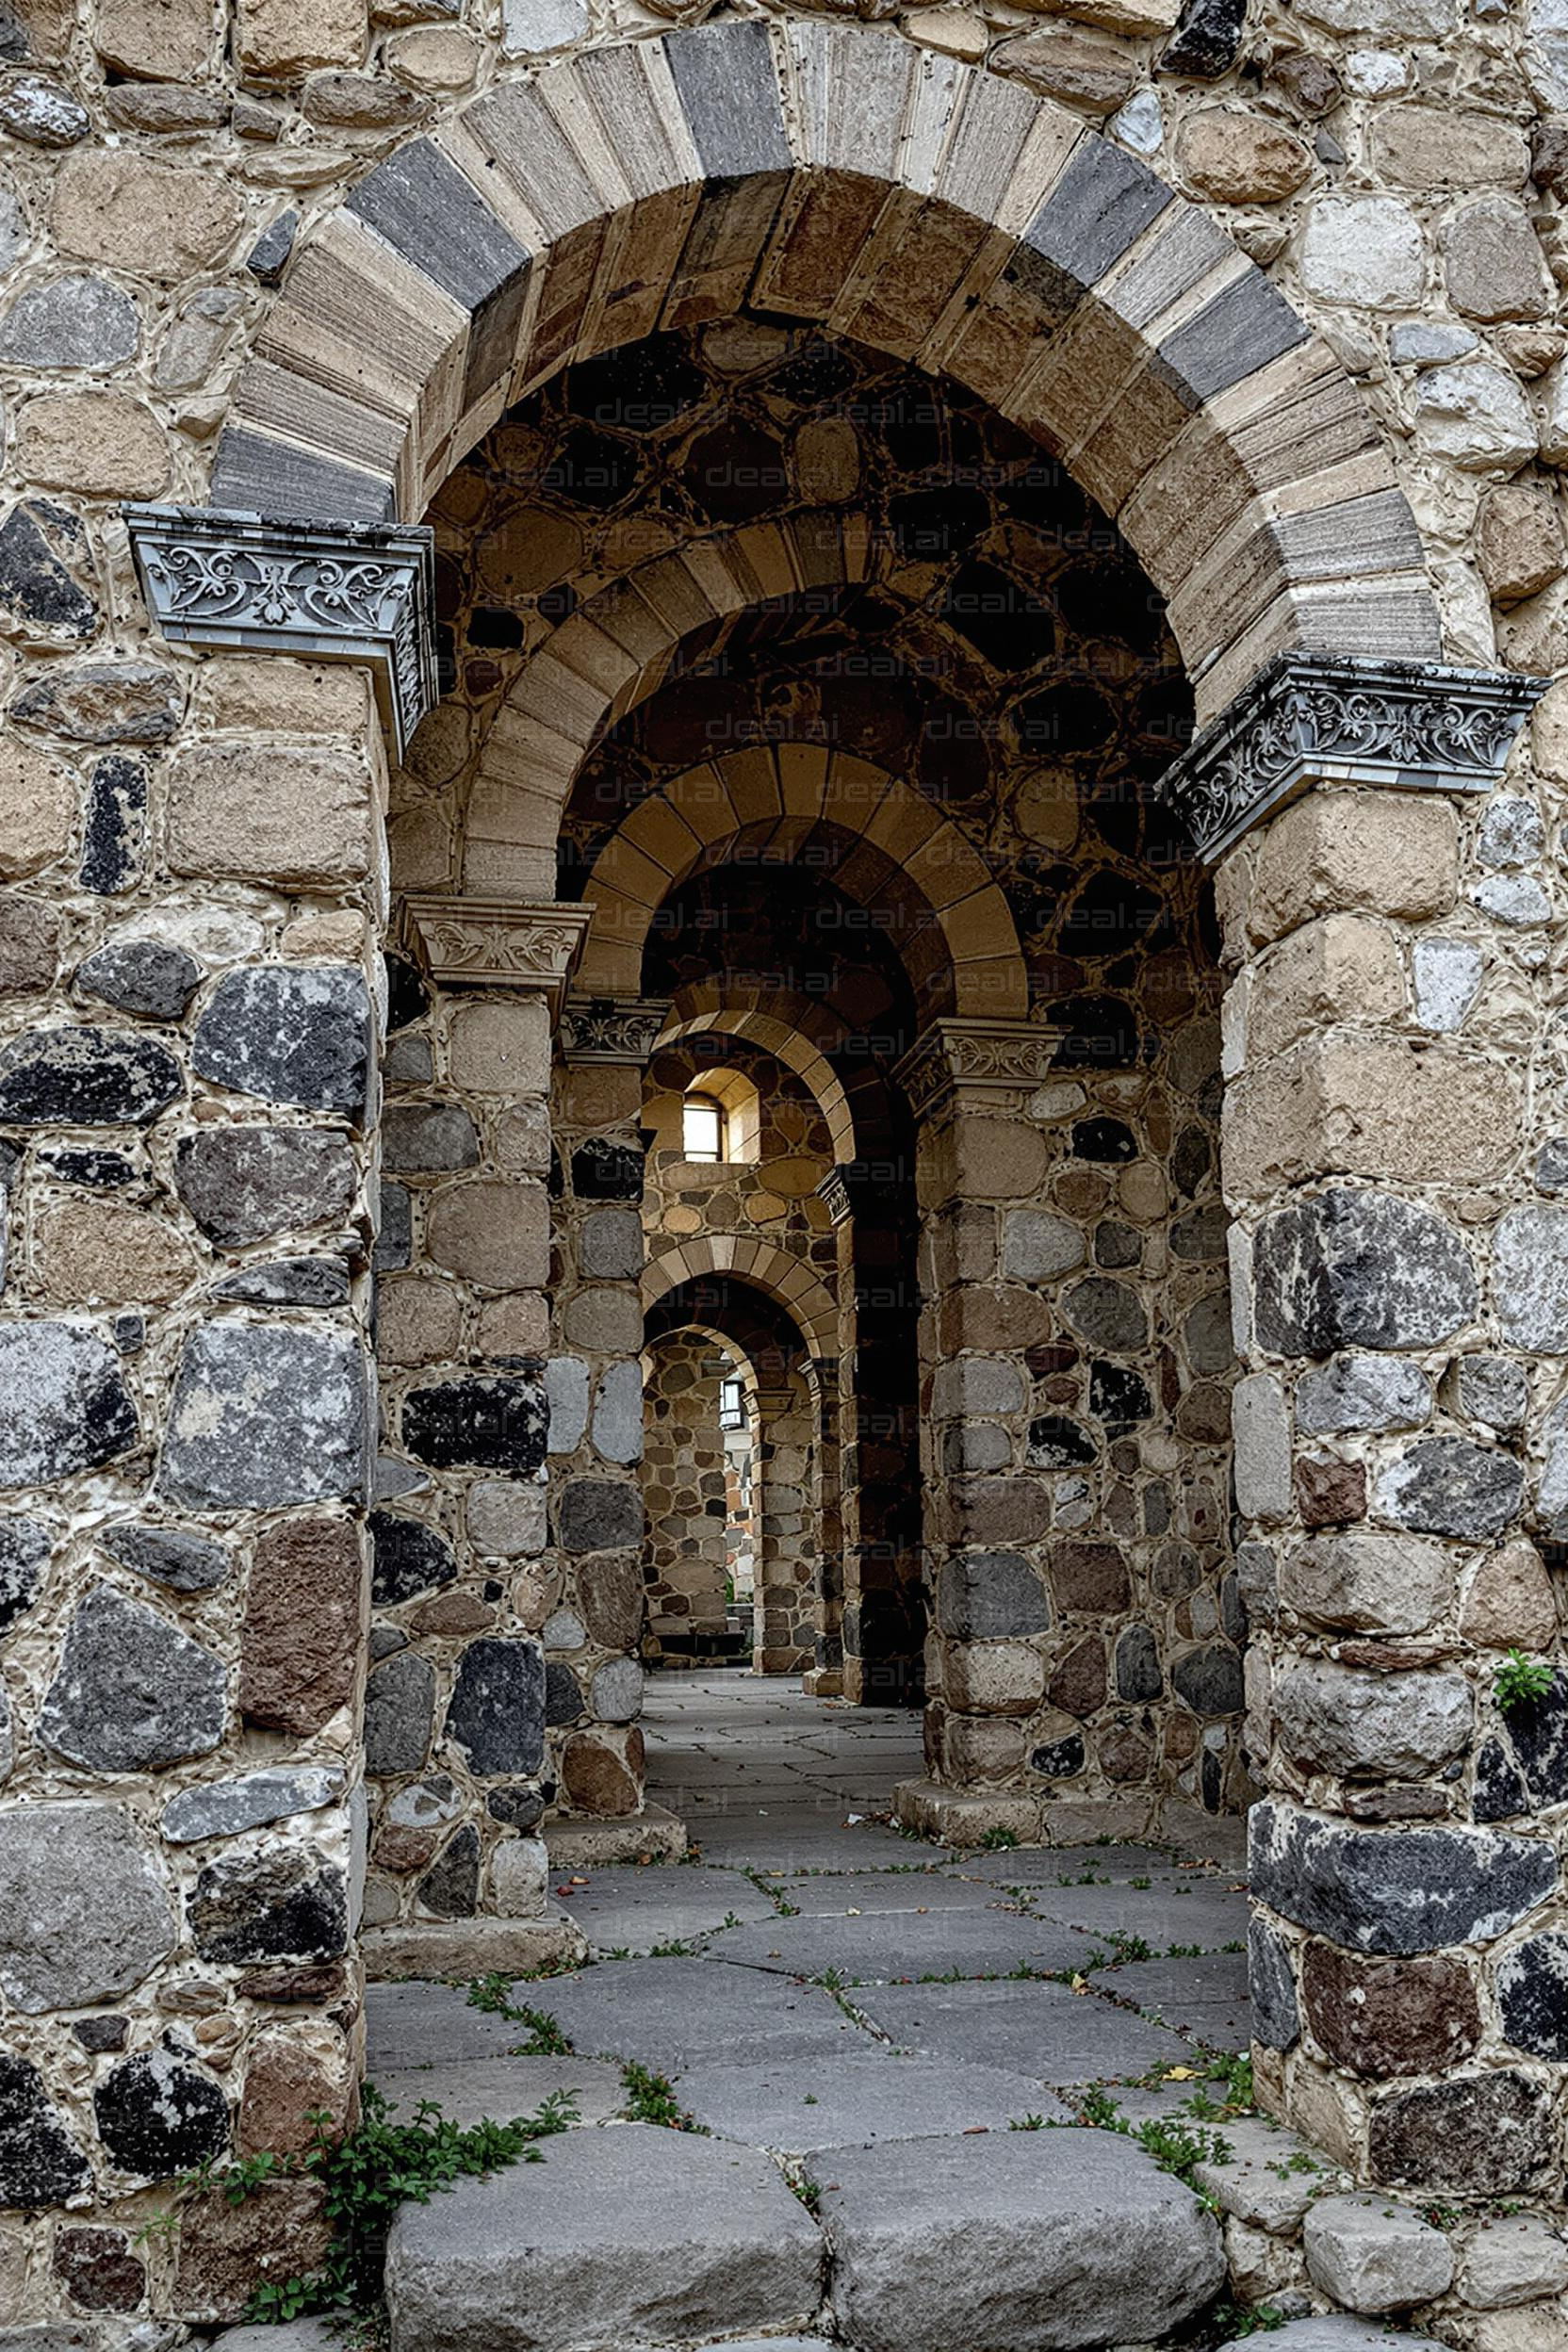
[944,1642,1047,1716]
[95,0,215,80]
[1249,792,1459,947]
[237,0,368,77]
[426,1179,549,1292]
[384,24,480,90]
[33,1199,195,1305]
[378,1277,463,1366]
[449,998,552,1095]
[1177,111,1312,204]
[18,393,170,499]
[1371,106,1530,191]
[167,743,371,886]
[1247,915,1406,1065]
[477,1293,550,1357]
[0,742,74,880]
[1224,1032,1518,1198]
[51,151,244,283]
[1461,1540,1559,1651]
[198,654,374,735]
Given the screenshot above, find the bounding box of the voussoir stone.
[174,1126,356,1246]
[0,1318,137,1486]
[0,1801,175,2012]
[39,1584,227,1772]
[386,2123,823,2352]
[821,2127,1224,2352]
[161,1324,368,1510]
[1249,1801,1558,1956]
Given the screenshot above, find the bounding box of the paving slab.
[1025,1880,1250,1950]
[365,1980,540,2072]
[674,2050,1066,2153]
[1096,1952,1251,2050]
[780,1869,1006,1914]
[385,2123,824,2352]
[556,1863,778,1952]
[372,2054,628,2128]
[953,1843,1194,1886]
[852,1976,1195,2084]
[685,1819,938,1870]
[817,2126,1225,2352]
[1222,2326,1444,2352]
[531,1955,872,2071]
[209,2328,342,2352]
[712,1905,1101,1984]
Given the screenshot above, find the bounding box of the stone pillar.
[1171,654,1562,2202]
[890,1018,1066,1844]
[550,995,667,1826]
[753,1377,818,1675]
[364,894,588,1972]
[0,503,433,2324]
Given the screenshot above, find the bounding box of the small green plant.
[791,2173,823,2215]
[621,2062,700,2132]
[1009,2112,1048,2132]
[979,1826,1020,1851]
[1110,1933,1153,1964]
[647,1937,694,1958]
[466,1975,574,2054]
[1494,1649,1555,1714]
[1214,2301,1285,2337]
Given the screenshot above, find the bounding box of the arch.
[642,1237,840,1360]
[576,745,1028,1020]
[654,1005,858,1166]
[214,20,1440,729]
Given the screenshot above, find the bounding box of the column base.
[802,1666,843,1697]
[544,1801,689,1868]
[892,1778,1041,1847]
[362,1903,588,1982]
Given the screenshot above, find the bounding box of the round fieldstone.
[159,1324,368,1511]
[192,966,369,1115]
[39,1585,226,1772]
[94,2043,228,2181]
[381,1103,480,1173]
[0,1514,48,1632]
[0,2055,91,2207]
[445,1638,546,1776]
[1494,1206,1568,1351]
[570,1138,643,1200]
[466,1478,547,1560]
[161,1764,345,1845]
[1171,1642,1244,1716]
[0,74,88,144]
[0,1801,175,2012]
[1249,1802,1557,1957]
[173,1126,355,1245]
[1064,1276,1148,1352]
[1115,1624,1162,1702]
[0,1320,137,1487]
[0,1023,182,1124]
[546,1662,585,1726]
[0,274,139,368]
[591,1657,645,1723]
[189,1847,350,1967]
[1302,1945,1478,2078]
[1376,1438,1524,1539]
[75,939,200,1021]
[1369,2070,1551,2194]
[369,1510,455,1606]
[9,659,182,744]
[1089,1363,1152,1425]
[938,1551,1051,1640]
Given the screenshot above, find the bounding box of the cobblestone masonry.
[0,0,1564,2330]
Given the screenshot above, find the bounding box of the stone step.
[1219,2323,1445,2352]
[816,2125,1226,2352]
[384,2121,824,2352]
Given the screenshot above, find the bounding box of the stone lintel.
[1158,652,1546,862]
[400,897,592,1021]
[558,994,674,1066]
[124,501,437,760]
[894,1018,1065,1124]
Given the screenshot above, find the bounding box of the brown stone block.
[18,392,170,500]
[32,1199,196,1306]
[53,2224,144,2314]
[0,740,75,881]
[990,25,1135,113]
[575,1551,644,1651]
[176,2182,334,2323]
[237,0,368,76]
[377,1277,463,1368]
[95,0,215,75]
[561,1728,643,1817]
[948,1477,1051,1547]
[240,1517,365,1736]
[167,743,371,887]
[1302,1943,1481,2080]
[1295,1455,1367,1527]
[237,2026,351,2156]
[476,1293,550,1358]
[1224,1033,1519,1198]
[0,896,58,996]
[426,1178,548,1292]
[1461,1539,1559,1651]
[51,152,243,283]
[1047,1634,1107,1719]
[939,1286,1053,1353]
[1177,111,1312,205]
[1050,1540,1131,1613]
[556,1065,644,1129]
[1248,789,1458,948]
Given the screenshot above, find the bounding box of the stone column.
[890,1018,1066,1845]
[550,995,668,1832]
[752,1377,818,1675]
[1169,654,1563,2203]
[365,894,588,1973]
[0,503,433,2324]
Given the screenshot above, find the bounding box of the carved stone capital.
[125,502,437,760]
[400,897,592,1020]
[816,1167,854,1228]
[893,1019,1064,1123]
[559,995,673,1065]
[1157,652,1546,861]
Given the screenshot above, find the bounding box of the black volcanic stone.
[79,755,146,893]
[1254,1190,1477,1354]
[190,1848,350,1966]
[487,1786,547,1831]
[0,2054,91,2207]
[419,1825,480,1919]
[0,500,96,638]
[1090,1362,1152,1426]
[446,1639,546,1776]
[0,1516,48,1634]
[1159,0,1248,77]
[1171,1643,1243,1715]
[1497,1930,1568,2061]
[545,1662,585,1725]
[1369,2070,1552,2195]
[1473,1734,1530,1823]
[384,952,429,1032]
[369,1510,456,1606]
[402,1376,547,1473]
[75,939,199,1021]
[192,966,369,1116]
[1071,1117,1137,1162]
[1250,1802,1558,1957]
[570,1138,644,1200]
[40,1147,136,1187]
[101,1522,230,1594]
[1032,1735,1086,1778]
[1380,1439,1524,1541]
[556,1477,644,1554]
[93,2043,228,2180]
[1248,1914,1299,2052]
[212,1256,350,1307]
[1499,1672,1568,1810]
[1027,1414,1097,1468]
[0,1023,182,1123]
[1116,1624,1162,1702]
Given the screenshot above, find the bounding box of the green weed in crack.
[466,1975,574,2055]
[1021,2082,1234,2206]
[621,2061,703,2132]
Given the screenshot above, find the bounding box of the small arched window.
[682,1091,726,1163]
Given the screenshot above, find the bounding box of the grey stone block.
[0,273,139,368]
[852,1977,1194,2084]
[385,2123,823,2352]
[372,2054,626,2128]
[0,1801,175,2012]
[381,1103,480,1172]
[210,425,395,526]
[75,939,199,1021]
[713,1905,1101,1984]
[161,1765,346,1845]
[820,2128,1224,2352]
[1157,268,1309,404]
[192,965,370,1116]
[159,1324,368,1510]
[1495,1204,1568,1351]
[346,138,531,401]
[679,2051,1064,2154]
[1221,2325,1445,2352]
[536,1957,862,2073]
[1274,1660,1471,1779]
[1248,1913,1299,2052]
[446,1640,545,1776]
[937,1552,1050,1640]
[39,1585,226,1772]
[665,21,791,179]
[174,1126,355,1246]
[1249,1801,1557,1957]
[1304,2194,1455,2313]
[367,1652,436,1775]
[0,1320,137,1486]
[1025,139,1172,299]
[1297,1351,1432,1435]
[1376,1436,1523,1538]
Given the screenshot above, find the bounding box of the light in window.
[683,1093,725,1162]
